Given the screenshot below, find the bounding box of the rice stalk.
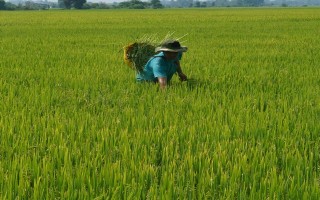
[123,42,155,72]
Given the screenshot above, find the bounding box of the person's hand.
[178,72,188,81]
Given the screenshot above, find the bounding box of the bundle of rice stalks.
[123,42,155,72]
[123,33,188,72]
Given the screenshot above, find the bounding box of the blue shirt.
[136,52,182,82]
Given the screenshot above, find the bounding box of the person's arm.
[158,77,167,89]
[152,57,168,89]
[175,61,187,81]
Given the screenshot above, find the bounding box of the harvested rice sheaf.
[123,42,155,72]
[123,33,187,72]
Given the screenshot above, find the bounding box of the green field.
[1,8,320,199]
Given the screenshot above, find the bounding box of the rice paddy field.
[1,7,320,199]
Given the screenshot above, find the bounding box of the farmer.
[136,40,188,89]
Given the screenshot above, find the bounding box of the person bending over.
[136,40,188,89]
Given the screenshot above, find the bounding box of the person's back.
[136,51,182,82]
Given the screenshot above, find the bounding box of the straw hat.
[155,40,188,53]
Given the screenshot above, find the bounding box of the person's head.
[155,40,187,60]
[163,51,179,60]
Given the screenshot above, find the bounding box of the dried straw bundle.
[123,42,155,72]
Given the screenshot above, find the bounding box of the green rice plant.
[0,8,319,200]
